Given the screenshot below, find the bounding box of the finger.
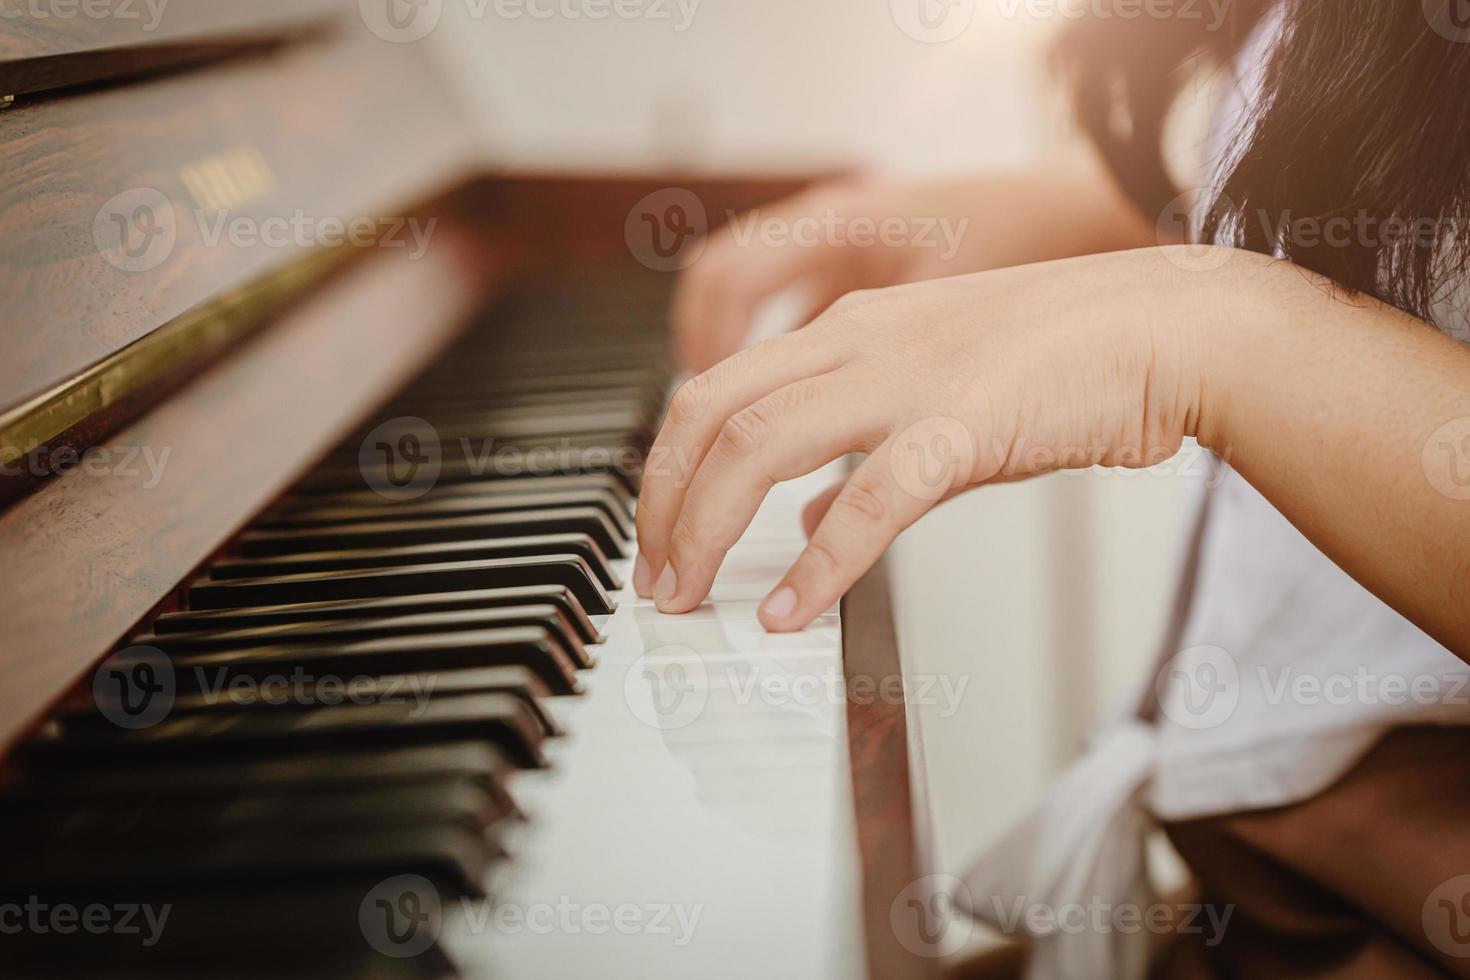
[803,480,978,539]
[634,329,847,597]
[671,190,856,373]
[653,371,887,613]
[758,437,953,632]
[801,482,845,538]
[672,237,837,374]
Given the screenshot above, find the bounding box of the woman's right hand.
[670,163,1158,373]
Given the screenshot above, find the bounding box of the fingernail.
[760,586,798,621]
[633,553,653,597]
[653,562,678,601]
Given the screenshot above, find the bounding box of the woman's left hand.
[633,247,1217,631]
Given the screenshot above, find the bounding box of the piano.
[0,5,940,977]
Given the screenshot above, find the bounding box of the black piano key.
[379,396,655,434]
[449,334,665,358]
[397,367,665,398]
[402,385,663,422]
[331,428,645,477]
[152,625,582,697]
[238,507,629,560]
[272,471,635,519]
[0,823,498,899]
[156,584,604,644]
[346,667,558,732]
[432,402,649,434]
[30,692,549,769]
[428,434,641,474]
[63,664,561,736]
[259,487,635,536]
[388,395,663,434]
[3,779,508,845]
[300,444,643,493]
[425,345,669,375]
[428,413,651,450]
[11,741,516,808]
[186,555,615,615]
[209,533,622,591]
[422,394,652,420]
[346,422,638,454]
[0,896,457,976]
[139,603,594,669]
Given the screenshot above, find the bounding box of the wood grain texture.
[460,173,821,269]
[0,0,343,96]
[0,223,497,754]
[0,26,477,415]
[845,559,943,980]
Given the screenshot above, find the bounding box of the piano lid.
[0,0,345,98]
[0,8,483,494]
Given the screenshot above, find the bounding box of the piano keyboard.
[0,280,864,978]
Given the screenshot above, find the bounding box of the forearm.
[992,150,1163,262]
[1186,248,1470,658]
[911,150,1160,278]
[671,148,1160,371]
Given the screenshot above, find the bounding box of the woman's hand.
[635,248,1211,631]
[671,162,1160,373]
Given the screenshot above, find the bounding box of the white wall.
[428,0,1060,174]
[426,0,1204,873]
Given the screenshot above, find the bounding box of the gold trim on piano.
[0,249,346,469]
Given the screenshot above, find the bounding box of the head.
[1057,0,1470,327]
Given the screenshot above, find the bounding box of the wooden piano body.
[0,7,937,977]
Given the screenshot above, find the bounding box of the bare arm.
[1196,250,1470,656]
[671,150,1159,372]
[636,245,1470,659]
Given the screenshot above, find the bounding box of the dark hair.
[1057,0,1470,326]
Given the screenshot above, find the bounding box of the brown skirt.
[950,726,1470,980]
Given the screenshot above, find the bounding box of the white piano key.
[447,467,866,979]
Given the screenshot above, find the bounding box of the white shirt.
[958,10,1470,978]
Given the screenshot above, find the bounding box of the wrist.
[1145,245,1283,458]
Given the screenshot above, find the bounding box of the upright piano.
[0,5,939,977]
